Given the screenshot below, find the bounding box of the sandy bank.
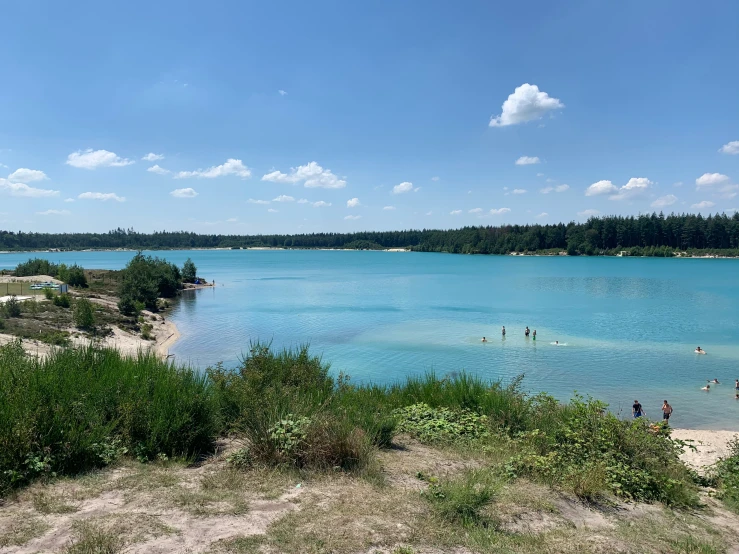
[671,428,738,469]
[0,274,63,284]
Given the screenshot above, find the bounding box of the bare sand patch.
[671,429,738,469]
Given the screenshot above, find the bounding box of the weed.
[0,515,49,547]
[64,521,124,554]
[393,402,490,443]
[32,490,79,514]
[423,469,500,527]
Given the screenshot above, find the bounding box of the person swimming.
[502,326,506,336]
[708,379,720,384]
[525,326,530,337]
[555,341,559,345]
[701,384,711,391]
[533,329,536,341]
[695,346,706,354]
[481,337,487,343]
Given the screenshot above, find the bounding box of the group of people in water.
[481,326,537,343]
[632,399,674,422]
[702,379,739,399]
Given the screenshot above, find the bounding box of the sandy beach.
[670,428,738,470]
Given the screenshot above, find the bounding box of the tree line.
[2,212,739,255]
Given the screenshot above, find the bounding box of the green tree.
[73,298,96,329]
[67,265,88,287]
[2,296,22,317]
[118,252,183,314]
[182,258,197,283]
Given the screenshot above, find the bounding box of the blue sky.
[1,0,738,234]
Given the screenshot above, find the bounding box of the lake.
[2,249,739,430]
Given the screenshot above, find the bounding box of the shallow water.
[2,250,739,430]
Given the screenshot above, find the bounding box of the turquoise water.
[2,250,739,430]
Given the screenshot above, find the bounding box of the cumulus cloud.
[651,194,678,208]
[170,188,198,198]
[78,192,126,202]
[610,177,652,200]
[536,173,545,177]
[392,181,419,194]
[585,180,618,196]
[66,149,134,169]
[542,184,570,193]
[344,215,362,220]
[248,198,270,204]
[268,208,278,213]
[8,168,48,182]
[512,189,527,195]
[450,210,462,215]
[696,173,730,188]
[64,198,74,203]
[535,212,548,219]
[147,164,170,175]
[578,209,601,218]
[36,209,70,216]
[346,197,360,208]
[489,83,564,127]
[515,156,540,166]
[469,208,483,214]
[382,205,396,211]
[0,178,59,197]
[312,201,331,207]
[142,153,164,161]
[719,141,739,155]
[273,195,295,202]
[719,184,739,199]
[691,200,715,210]
[261,161,346,189]
[297,199,309,204]
[175,158,251,179]
[278,90,287,96]
[226,217,238,222]
[490,208,511,215]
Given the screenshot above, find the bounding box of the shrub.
[14,258,59,277]
[43,287,55,300]
[182,258,197,283]
[711,437,739,512]
[393,403,490,443]
[67,265,88,288]
[422,469,499,527]
[140,323,153,340]
[73,298,96,329]
[53,293,71,308]
[2,295,22,317]
[118,252,182,314]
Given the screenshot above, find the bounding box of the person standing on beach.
[661,400,673,424]
[632,399,644,418]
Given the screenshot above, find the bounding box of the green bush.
[73,298,95,329]
[14,258,58,277]
[52,293,71,308]
[182,258,197,283]
[2,295,22,317]
[43,287,55,300]
[118,252,182,314]
[711,438,739,512]
[422,469,499,527]
[67,265,88,288]
[393,403,490,443]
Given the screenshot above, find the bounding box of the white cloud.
[261,161,346,189]
[555,184,570,192]
[312,201,331,207]
[696,173,729,187]
[719,141,739,155]
[344,215,362,220]
[170,188,198,198]
[469,208,483,214]
[268,208,279,213]
[382,205,396,211]
[8,168,48,182]
[297,198,309,204]
[142,153,164,161]
[535,212,548,219]
[515,156,540,166]
[78,192,126,202]
[346,197,360,208]
[585,180,618,196]
[66,149,134,169]
[489,83,564,127]
[37,209,70,216]
[392,181,419,194]
[719,184,739,199]
[450,210,462,215]
[431,176,440,181]
[610,177,652,200]
[0,178,59,197]
[490,208,511,215]
[147,164,170,175]
[536,172,545,177]
[273,195,295,202]
[64,198,74,203]
[175,158,251,179]
[546,178,556,183]
[691,200,715,210]
[278,90,287,96]
[512,189,527,195]
[651,194,678,208]
[578,209,601,217]
[248,198,270,205]
[226,217,238,222]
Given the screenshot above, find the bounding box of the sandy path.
[671,429,738,469]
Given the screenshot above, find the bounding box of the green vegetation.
[2,212,739,255]
[117,252,182,314]
[2,295,22,317]
[73,297,96,329]
[710,437,739,512]
[52,292,72,308]
[182,257,197,283]
[14,257,59,277]
[58,263,88,288]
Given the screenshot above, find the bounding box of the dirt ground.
[1,437,738,554]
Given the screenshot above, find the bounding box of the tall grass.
[0,340,216,494]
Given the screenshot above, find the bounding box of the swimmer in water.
[525,326,530,337]
[708,379,720,384]
[502,326,506,336]
[481,337,487,343]
[701,384,711,391]
[695,346,706,354]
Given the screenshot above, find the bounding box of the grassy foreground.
[1,341,738,552]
